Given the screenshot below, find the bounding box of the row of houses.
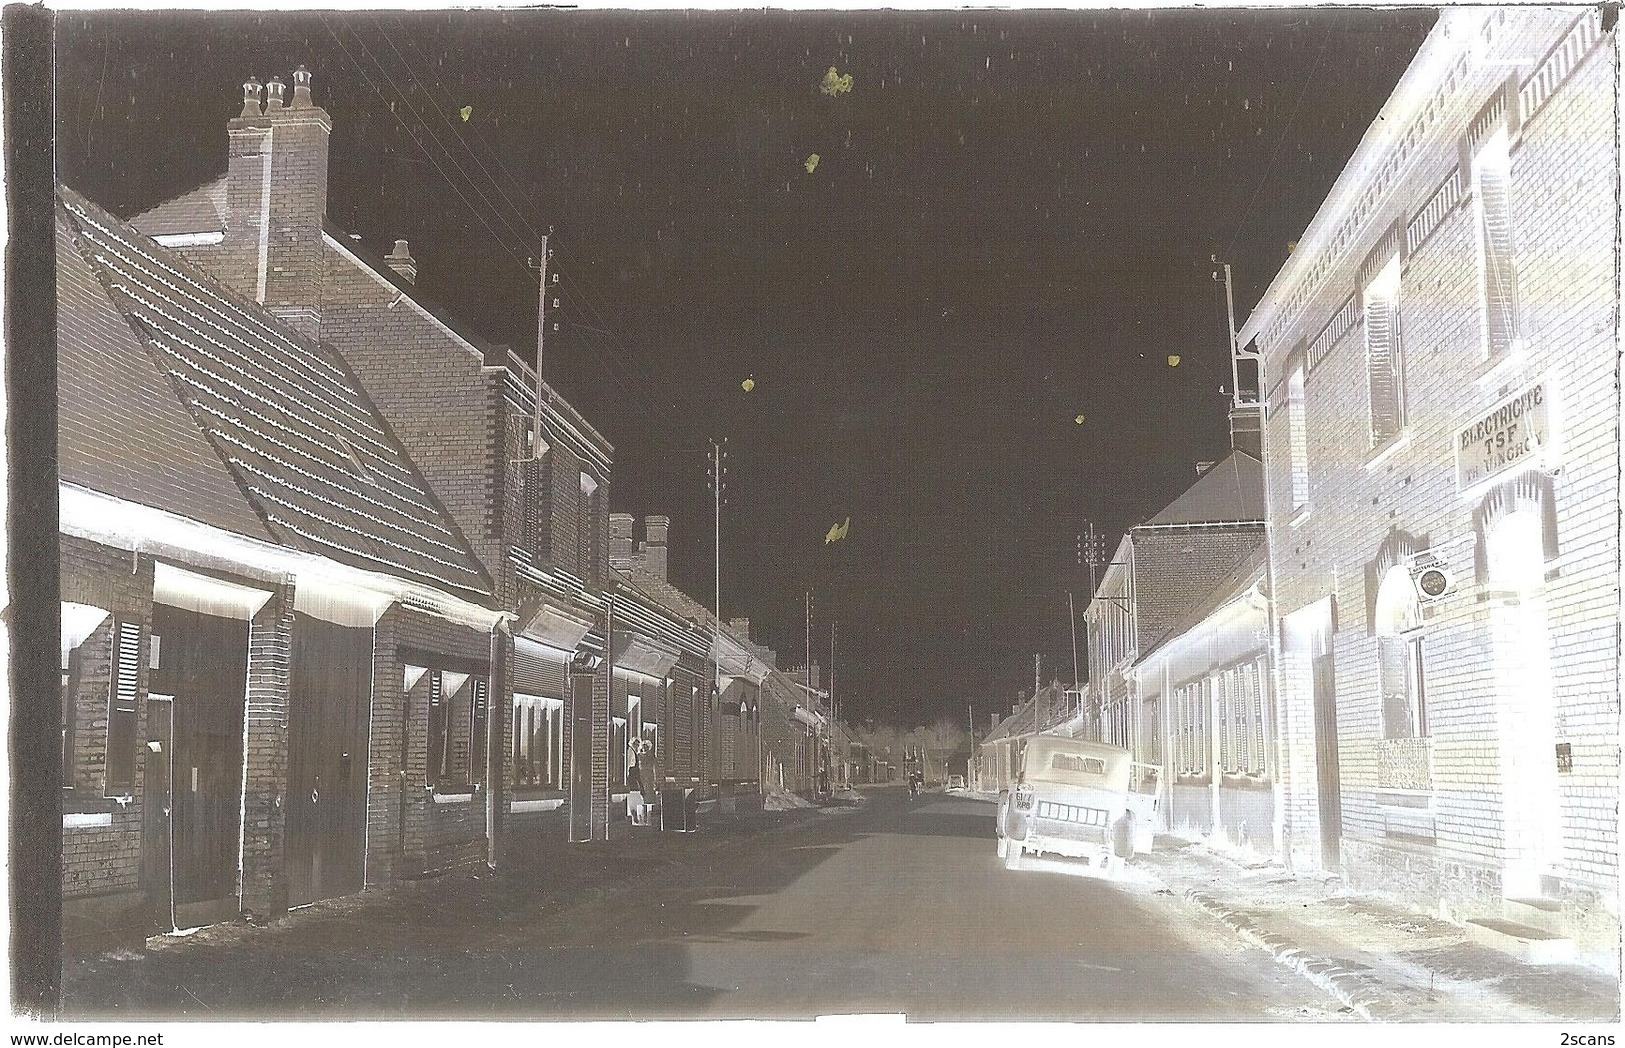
[57,68,833,951]
[981,8,1619,968]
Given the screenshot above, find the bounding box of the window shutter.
[1379,635,1413,740]
[469,676,488,784]
[1478,162,1518,356]
[105,619,141,792]
[428,672,447,784]
[1365,292,1403,442]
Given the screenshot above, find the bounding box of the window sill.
[62,789,127,815]
[429,785,480,804]
[63,812,114,829]
[1474,346,1529,391]
[1364,432,1412,472]
[1289,503,1312,528]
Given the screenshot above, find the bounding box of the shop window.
[1374,565,1427,740]
[513,696,565,789]
[1379,634,1428,740]
[1472,129,1518,359]
[1363,256,1405,444]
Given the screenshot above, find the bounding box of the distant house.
[56,185,504,951]
[1082,451,1267,766]
[1241,8,1617,963]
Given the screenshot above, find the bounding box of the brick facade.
[1244,9,1617,961]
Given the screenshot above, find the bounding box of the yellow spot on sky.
[741,377,756,392]
[459,105,473,122]
[1074,414,1086,425]
[1167,355,1181,367]
[820,67,854,97]
[824,517,851,544]
[805,153,820,174]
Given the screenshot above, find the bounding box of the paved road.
[62,788,1346,1021]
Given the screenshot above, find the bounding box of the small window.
[1363,256,1405,444]
[1472,129,1518,359]
[513,696,565,789]
[426,669,485,788]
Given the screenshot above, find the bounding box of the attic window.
[336,434,375,483]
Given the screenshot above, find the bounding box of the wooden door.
[1312,651,1342,869]
[287,614,374,907]
[141,696,174,931]
[150,604,249,926]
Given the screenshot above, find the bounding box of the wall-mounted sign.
[1456,381,1550,491]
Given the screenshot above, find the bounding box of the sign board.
[1455,381,1550,491]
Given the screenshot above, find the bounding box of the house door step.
[1503,895,1567,935]
[1465,909,1575,966]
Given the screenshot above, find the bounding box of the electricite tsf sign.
[1455,381,1550,491]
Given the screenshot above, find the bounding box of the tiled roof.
[1142,449,1265,527]
[57,201,270,540]
[59,186,494,603]
[128,176,227,236]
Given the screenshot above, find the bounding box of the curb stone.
[1183,888,1381,1021]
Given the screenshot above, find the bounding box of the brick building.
[1239,9,1617,963]
[1081,451,1268,772]
[127,69,630,846]
[56,185,505,950]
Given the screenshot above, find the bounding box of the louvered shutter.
[427,672,447,784]
[1365,292,1403,442]
[513,644,567,699]
[106,619,141,791]
[469,676,488,784]
[1478,162,1518,356]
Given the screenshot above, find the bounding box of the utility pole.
[526,234,556,456]
[708,440,726,623]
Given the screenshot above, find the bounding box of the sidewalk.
[1138,835,1621,1022]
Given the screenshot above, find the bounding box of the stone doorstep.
[1464,916,1577,966]
[1503,895,1567,935]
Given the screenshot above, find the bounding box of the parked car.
[946,774,967,791]
[995,736,1161,877]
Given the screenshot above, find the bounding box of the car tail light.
[1014,784,1034,811]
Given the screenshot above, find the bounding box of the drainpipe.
[486,618,511,869]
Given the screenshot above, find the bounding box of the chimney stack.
[240,77,263,118]
[265,76,286,111]
[608,513,635,566]
[728,617,751,641]
[1229,401,1263,459]
[385,239,417,285]
[292,65,314,108]
[643,515,669,581]
[222,65,331,339]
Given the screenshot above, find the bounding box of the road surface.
[62,788,1346,1021]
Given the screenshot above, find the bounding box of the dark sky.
[54,7,1435,729]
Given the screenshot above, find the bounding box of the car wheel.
[1004,840,1024,870]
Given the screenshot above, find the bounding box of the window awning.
[710,631,770,684]
[519,600,594,651]
[610,630,680,679]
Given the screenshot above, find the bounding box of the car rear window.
[1052,753,1106,776]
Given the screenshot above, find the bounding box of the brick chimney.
[728,617,751,641]
[608,513,635,567]
[642,515,669,581]
[222,65,331,340]
[385,239,417,285]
